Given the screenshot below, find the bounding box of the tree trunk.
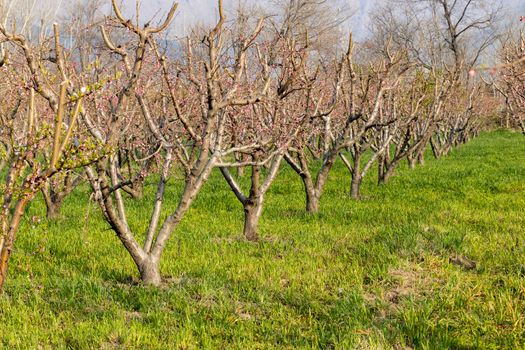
[379,165,396,185]
[235,151,245,177]
[0,198,29,292]
[407,153,417,169]
[42,186,63,219]
[430,138,442,159]
[241,163,264,241]
[243,201,261,242]
[237,166,245,177]
[305,186,320,213]
[45,200,62,219]
[377,153,385,182]
[122,182,144,200]
[138,258,161,286]
[306,193,319,213]
[221,155,283,242]
[417,148,425,166]
[42,171,85,219]
[283,152,325,214]
[350,174,362,199]
[350,151,362,199]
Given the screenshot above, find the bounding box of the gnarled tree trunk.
[284,151,337,214]
[221,155,283,242]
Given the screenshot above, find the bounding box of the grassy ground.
[0,130,524,349]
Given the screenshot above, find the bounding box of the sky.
[113,0,525,39]
[5,0,525,40]
[119,0,361,38]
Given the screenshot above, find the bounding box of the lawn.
[1,130,524,349]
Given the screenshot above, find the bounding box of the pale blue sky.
[10,0,525,40]
[114,0,524,39]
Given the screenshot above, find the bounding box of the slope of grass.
[1,130,524,349]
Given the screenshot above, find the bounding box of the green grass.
[1,130,524,349]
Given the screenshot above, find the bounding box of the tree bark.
[42,183,63,219]
[303,180,320,213]
[417,148,425,166]
[237,166,245,177]
[243,200,262,241]
[284,152,331,214]
[138,258,161,286]
[41,171,85,219]
[430,137,443,159]
[350,176,362,199]
[305,191,320,213]
[350,151,362,199]
[407,154,417,169]
[221,155,282,241]
[377,154,385,183]
[379,164,396,184]
[44,199,62,219]
[0,197,29,292]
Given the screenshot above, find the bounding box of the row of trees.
[493,31,525,134]
[0,0,517,289]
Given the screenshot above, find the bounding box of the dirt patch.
[449,254,477,270]
[366,259,443,319]
[124,310,143,322]
[211,235,247,244]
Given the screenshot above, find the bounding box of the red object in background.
[520,16,525,22]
